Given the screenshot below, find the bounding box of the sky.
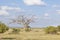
[0,0,60,28]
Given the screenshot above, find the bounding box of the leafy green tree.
[45,26,57,34]
[57,25,60,31]
[0,22,9,33]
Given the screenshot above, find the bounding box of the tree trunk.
[24,24,31,32]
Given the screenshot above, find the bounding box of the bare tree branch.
[9,15,36,28]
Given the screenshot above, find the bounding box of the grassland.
[0,28,60,40]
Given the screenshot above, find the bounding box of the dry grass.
[0,28,60,40]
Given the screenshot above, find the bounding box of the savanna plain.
[0,28,60,40]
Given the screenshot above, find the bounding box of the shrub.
[45,26,57,34]
[25,26,31,32]
[0,22,9,33]
[25,28,31,32]
[57,25,60,31]
[12,28,20,34]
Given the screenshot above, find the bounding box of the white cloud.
[0,6,24,16]
[0,10,9,16]
[23,0,47,5]
[44,13,49,17]
[43,13,49,19]
[52,5,60,8]
[0,6,21,11]
[56,10,60,14]
[52,5,57,8]
[39,13,50,19]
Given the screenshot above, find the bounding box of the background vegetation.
[0,22,60,40]
[0,22,9,33]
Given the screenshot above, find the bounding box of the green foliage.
[57,25,60,31]
[45,26,57,34]
[25,28,31,32]
[25,26,31,32]
[0,22,9,33]
[12,28,20,34]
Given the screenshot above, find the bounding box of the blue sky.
[0,0,60,28]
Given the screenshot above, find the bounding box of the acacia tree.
[0,22,9,33]
[10,15,36,31]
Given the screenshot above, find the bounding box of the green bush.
[57,25,60,31]
[25,28,31,32]
[0,22,9,33]
[45,26,57,34]
[25,26,31,32]
[12,28,20,34]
